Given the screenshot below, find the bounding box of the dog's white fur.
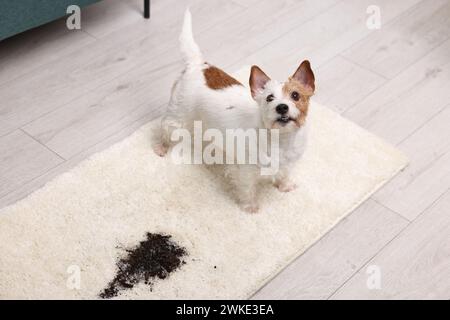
[154,9,314,213]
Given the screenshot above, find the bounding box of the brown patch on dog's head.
[203,64,242,90]
[282,60,315,126]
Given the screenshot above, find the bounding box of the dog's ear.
[292,60,315,93]
[249,65,271,99]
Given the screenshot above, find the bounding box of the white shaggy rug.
[0,69,407,299]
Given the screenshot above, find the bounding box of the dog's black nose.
[276,104,289,115]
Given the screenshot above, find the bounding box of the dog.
[153,9,315,213]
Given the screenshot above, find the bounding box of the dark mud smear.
[99,233,187,299]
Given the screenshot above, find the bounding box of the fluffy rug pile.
[0,68,407,299]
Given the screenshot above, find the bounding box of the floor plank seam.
[343,38,450,117]
[387,37,450,80]
[326,221,411,299]
[371,198,411,222]
[0,130,16,140]
[19,128,66,161]
[387,149,450,193]
[395,103,450,146]
[81,29,98,41]
[331,56,392,114]
[339,54,389,80]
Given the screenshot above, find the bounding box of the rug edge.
[244,157,409,299]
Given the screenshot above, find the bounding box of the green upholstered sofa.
[0,0,100,40]
[0,0,150,41]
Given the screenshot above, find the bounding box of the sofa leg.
[144,0,150,19]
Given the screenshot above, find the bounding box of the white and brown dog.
[154,9,315,213]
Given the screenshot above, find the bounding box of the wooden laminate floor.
[0,0,448,299]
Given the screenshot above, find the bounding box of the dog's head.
[249,61,315,132]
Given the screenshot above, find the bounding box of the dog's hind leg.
[153,78,184,157]
[153,111,182,157]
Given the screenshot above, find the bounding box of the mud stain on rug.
[99,233,187,299]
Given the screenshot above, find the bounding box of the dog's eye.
[291,91,300,101]
[266,94,274,102]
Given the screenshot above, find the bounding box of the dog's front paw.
[276,181,297,193]
[153,143,168,157]
[241,203,259,214]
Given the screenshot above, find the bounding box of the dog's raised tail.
[179,8,203,67]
